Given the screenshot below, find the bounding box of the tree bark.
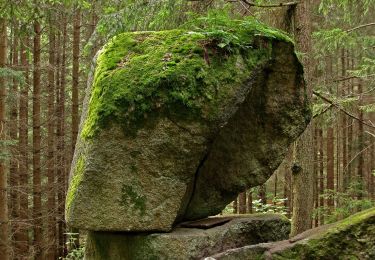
[33,20,43,260]
[46,16,56,260]
[18,33,29,257]
[72,8,80,157]
[290,0,314,236]
[238,192,246,214]
[0,17,9,260]
[9,22,20,254]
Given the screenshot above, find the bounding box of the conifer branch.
[346,22,375,33]
[238,0,299,8]
[313,90,375,130]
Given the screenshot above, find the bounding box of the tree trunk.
[327,127,335,209]
[46,17,56,260]
[232,198,238,214]
[247,190,253,213]
[57,13,67,257]
[357,78,364,201]
[290,0,314,236]
[33,20,43,260]
[238,192,246,214]
[71,8,80,156]
[0,17,9,260]
[319,129,325,225]
[9,22,20,254]
[18,33,29,257]
[259,184,267,205]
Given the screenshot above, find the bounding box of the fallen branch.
[312,90,375,130]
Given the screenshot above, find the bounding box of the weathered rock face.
[66,19,310,231]
[84,214,291,260]
[208,207,375,260]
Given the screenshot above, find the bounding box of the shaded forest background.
[0,0,374,259]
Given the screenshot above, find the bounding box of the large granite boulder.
[85,214,291,260]
[66,18,310,231]
[208,207,375,259]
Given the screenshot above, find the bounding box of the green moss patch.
[81,18,293,139]
[120,184,146,215]
[66,155,85,214]
[274,207,375,259]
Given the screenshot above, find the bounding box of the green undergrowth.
[66,155,85,214]
[81,17,293,139]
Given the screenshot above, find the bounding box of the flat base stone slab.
[179,217,232,229]
[85,214,290,260]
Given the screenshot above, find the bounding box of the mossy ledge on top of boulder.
[66,18,310,231]
[81,18,294,139]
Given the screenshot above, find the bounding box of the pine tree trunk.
[357,78,364,201]
[247,190,253,213]
[57,13,67,257]
[327,126,335,208]
[18,33,29,257]
[72,8,80,156]
[46,17,56,260]
[259,184,267,205]
[232,198,238,214]
[32,20,43,260]
[238,192,246,214]
[319,129,325,225]
[0,17,9,260]
[290,0,314,236]
[9,23,20,254]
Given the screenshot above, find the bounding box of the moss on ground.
[273,207,375,259]
[81,18,293,139]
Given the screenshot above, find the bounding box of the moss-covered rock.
[66,18,310,231]
[84,214,291,260]
[209,207,375,259]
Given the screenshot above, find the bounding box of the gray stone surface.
[84,214,291,260]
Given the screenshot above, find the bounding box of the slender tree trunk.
[274,173,278,205]
[18,33,29,257]
[0,17,9,260]
[319,129,325,225]
[290,0,314,236]
[9,22,20,254]
[247,190,253,213]
[327,126,335,208]
[238,192,246,214]
[341,49,348,191]
[313,128,319,227]
[232,198,238,214]
[71,8,81,249]
[33,20,43,260]
[357,78,364,201]
[259,184,266,205]
[59,15,68,257]
[46,17,56,260]
[71,8,80,156]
